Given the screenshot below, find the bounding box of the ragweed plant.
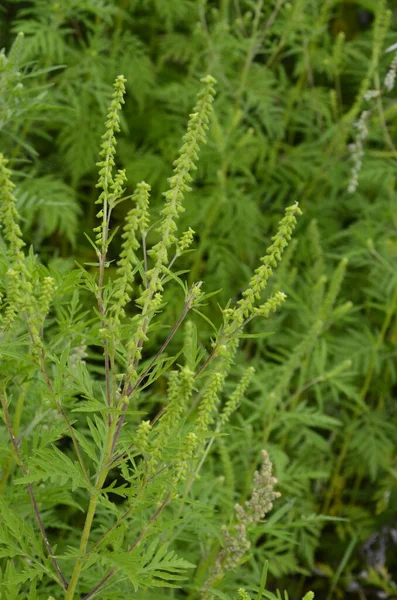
[2,0,397,597]
[0,75,303,599]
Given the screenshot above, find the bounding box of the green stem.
[360,281,397,399]
[322,431,351,515]
[66,496,99,599]
[220,0,230,22]
[65,418,117,599]
[0,385,25,492]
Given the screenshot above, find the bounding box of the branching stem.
[111,288,197,454]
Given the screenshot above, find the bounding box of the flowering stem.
[98,251,113,417]
[111,287,198,454]
[142,232,148,274]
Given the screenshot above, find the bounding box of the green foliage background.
[0,0,397,598]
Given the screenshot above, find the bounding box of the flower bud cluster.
[0,153,32,327]
[347,110,369,194]
[219,523,250,572]
[348,51,397,194]
[173,432,198,483]
[219,366,255,427]
[148,367,195,473]
[235,450,281,526]
[384,51,397,91]
[210,451,280,584]
[94,75,127,248]
[111,181,151,326]
[148,75,216,271]
[109,168,127,208]
[363,89,380,101]
[224,204,301,332]
[177,227,195,254]
[38,277,56,324]
[254,291,287,318]
[197,337,239,434]
[135,420,152,454]
[0,154,58,357]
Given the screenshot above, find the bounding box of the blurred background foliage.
[0,0,397,598]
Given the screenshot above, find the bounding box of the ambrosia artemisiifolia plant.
[2,3,397,596]
[0,75,308,599]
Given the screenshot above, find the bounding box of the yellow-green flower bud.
[173,432,198,483]
[254,291,286,318]
[111,181,152,327]
[136,420,151,454]
[95,75,127,248]
[220,366,255,427]
[225,203,301,329]
[148,76,216,268]
[38,276,56,323]
[177,227,195,254]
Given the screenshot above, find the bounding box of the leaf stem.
[27,326,91,488]
[0,394,68,590]
[82,493,171,600]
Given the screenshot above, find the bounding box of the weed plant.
[0,70,313,599]
[0,1,397,599]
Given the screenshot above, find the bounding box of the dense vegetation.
[0,1,396,599]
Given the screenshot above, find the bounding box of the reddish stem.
[1,395,68,590]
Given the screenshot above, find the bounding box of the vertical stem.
[0,385,25,492]
[322,432,351,515]
[1,395,68,590]
[98,251,113,418]
[360,281,397,399]
[65,418,117,599]
[220,0,230,22]
[142,232,148,275]
[65,496,99,599]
